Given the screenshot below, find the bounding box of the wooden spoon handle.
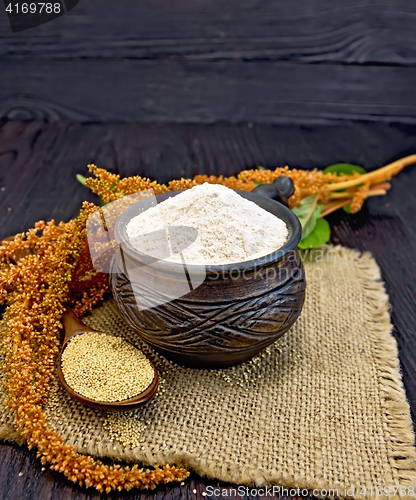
[62,308,96,343]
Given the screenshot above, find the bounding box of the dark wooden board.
[1,120,416,240]
[1,0,416,65]
[0,120,415,499]
[2,60,416,123]
[1,0,416,123]
[0,443,226,500]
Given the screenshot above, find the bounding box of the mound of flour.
[126,183,288,265]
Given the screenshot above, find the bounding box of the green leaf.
[343,204,352,214]
[298,217,331,249]
[292,195,323,240]
[257,166,266,171]
[76,174,87,185]
[323,163,366,176]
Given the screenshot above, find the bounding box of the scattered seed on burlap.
[61,333,154,402]
[103,412,147,448]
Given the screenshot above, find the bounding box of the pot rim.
[114,189,302,275]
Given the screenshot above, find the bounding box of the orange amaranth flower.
[0,204,188,493]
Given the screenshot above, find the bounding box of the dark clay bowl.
[110,178,306,368]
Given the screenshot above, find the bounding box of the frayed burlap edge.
[353,249,416,494]
[154,247,416,499]
[0,424,23,445]
[1,246,415,499]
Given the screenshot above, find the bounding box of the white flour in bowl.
[126,183,288,265]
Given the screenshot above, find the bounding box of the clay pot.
[110,179,306,368]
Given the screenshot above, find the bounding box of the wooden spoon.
[57,308,158,412]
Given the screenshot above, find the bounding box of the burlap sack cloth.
[1,246,416,498]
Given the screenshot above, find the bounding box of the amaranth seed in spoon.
[61,333,154,402]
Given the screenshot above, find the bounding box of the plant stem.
[324,154,416,192]
[321,199,351,218]
[328,192,354,199]
[322,188,389,217]
[366,189,387,197]
[328,182,391,199]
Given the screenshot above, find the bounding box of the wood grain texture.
[1,0,416,65]
[0,443,271,500]
[1,120,416,240]
[2,60,416,123]
[1,0,416,123]
[0,121,415,499]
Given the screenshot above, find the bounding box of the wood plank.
[1,0,416,66]
[1,121,416,240]
[2,60,416,123]
[0,442,275,500]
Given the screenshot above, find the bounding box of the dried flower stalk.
[85,154,415,216]
[0,204,188,493]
